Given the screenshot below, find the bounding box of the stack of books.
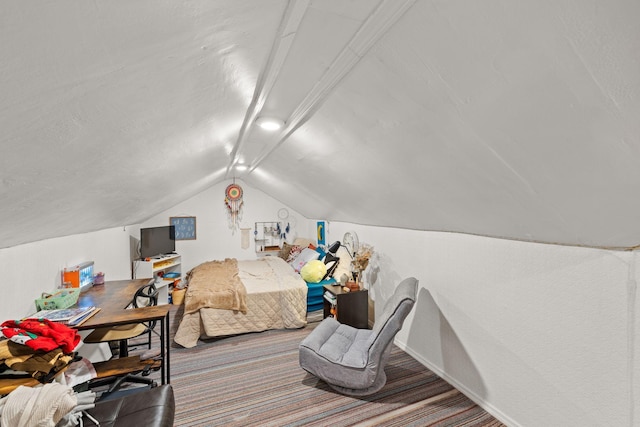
[323,291,336,305]
[29,306,100,327]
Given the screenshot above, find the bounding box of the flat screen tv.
[140,225,176,259]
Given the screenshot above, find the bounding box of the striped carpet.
[147,305,507,427]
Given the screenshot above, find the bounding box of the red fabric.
[1,318,80,353]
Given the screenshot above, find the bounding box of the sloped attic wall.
[246,0,640,249]
[1,1,639,250]
[0,1,286,249]
[325,222,639,427]
[0,227,133,320]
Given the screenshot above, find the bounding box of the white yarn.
[0,383,77,427]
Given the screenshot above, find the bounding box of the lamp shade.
[327,240,341,254]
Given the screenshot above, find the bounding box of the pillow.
[300,260,327,283]
[285,245,303,263]
[289,247,320,272]
[332,246,353,282]
[278,243,294,260]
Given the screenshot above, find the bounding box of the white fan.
[342,231,360,257]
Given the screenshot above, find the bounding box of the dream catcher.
[278,208,290,240]
[224,182,244,234]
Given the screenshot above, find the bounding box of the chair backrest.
[132,282,159,308]
[367,277,418,362]
[132,282,159,332]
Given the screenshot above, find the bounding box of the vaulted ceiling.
[1,0,639,250]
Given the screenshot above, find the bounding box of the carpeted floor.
[153,305,506,427]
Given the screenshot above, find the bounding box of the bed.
[173,256,308,348]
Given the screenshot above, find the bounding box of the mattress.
[174,256,308,348]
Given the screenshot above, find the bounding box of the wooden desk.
[0,377,41,395]
[0,279,170,395]
[76,279,171,385]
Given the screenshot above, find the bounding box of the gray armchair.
[299,277,418,396]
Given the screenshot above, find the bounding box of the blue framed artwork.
[317,221,326,246]
[170,216,197,240]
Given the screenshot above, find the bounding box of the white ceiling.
[1,0,639,250]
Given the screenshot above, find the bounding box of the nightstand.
[322,284,369,329]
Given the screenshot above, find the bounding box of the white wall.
[325,221,639,427]
[0,227,134,319]
[137,180,314,272]
[3,183,637,426]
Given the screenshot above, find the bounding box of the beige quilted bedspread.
[174,256,308,348]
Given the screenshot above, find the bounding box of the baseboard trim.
[394,339,520,427]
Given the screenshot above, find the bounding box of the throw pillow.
[289,247,320,272]
[286,245,303,263]
[300,260,327,283]
[278,243,294,260]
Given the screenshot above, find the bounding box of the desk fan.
[343,231,359,257]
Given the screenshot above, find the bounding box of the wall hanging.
[225,182,244,234]
[317,221,326,246]
[277,208,291,241]
[170,216,196,240]
[241,227,251,249]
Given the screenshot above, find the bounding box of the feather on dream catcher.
[224,183,244,234]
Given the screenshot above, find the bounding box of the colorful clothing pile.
[0,319,80,382]
[1,319,80,353]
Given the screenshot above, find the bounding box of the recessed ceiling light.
[235,164,248,171]
[256,117,284,131]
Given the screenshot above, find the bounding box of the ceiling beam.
[247,0,417,174]
[225,0,311,178]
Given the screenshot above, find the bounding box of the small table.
[323,284,369,329]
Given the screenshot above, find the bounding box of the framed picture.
[170,216,196,240]
[317,221,326,246]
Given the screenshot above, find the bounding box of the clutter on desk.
[62,261,95,289]
[28,306,98,326]
[93,272,105,285]
[34,289,81,311]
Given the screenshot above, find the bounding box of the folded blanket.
[184,258,248,314]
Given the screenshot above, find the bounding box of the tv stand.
[133,254,181,304]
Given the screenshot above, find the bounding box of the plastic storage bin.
[34,289,81,310]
